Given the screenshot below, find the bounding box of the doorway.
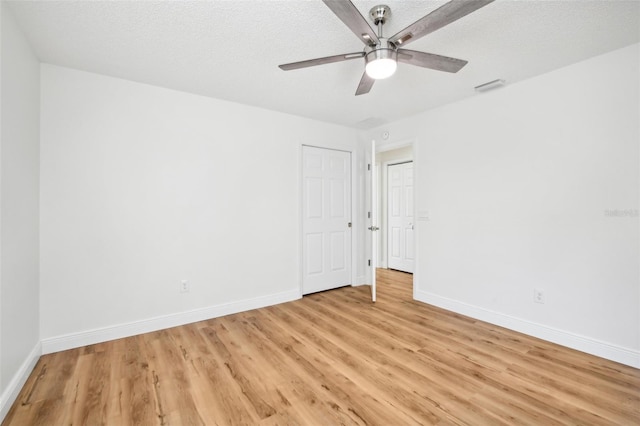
[301,146,352,295]
[375,145,414,274]
[387,161,414,273]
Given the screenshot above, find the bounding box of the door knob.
[368,226,379,231]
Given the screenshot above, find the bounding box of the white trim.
[411,139,420,301]
[373,137,416,272]
[354,274,368,286]
[297,143,304,299]
[350,148,357,289]
[376,138,414,153]
[0,342,42,422]
[41,289,299,354]
[415,289,640,368]
[384,158,413,166]
[381,158,413,270]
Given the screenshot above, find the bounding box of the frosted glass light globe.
[364,43,398,80]
[365,58,397,79]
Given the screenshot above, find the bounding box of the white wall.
[0,2,41,417]
[40,65,363,349]
[369,43,640,367]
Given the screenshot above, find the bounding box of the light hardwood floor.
[4,269,639,425]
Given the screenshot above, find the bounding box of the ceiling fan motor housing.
[364,39,397,63]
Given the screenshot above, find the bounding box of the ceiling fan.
[279,0,494,95]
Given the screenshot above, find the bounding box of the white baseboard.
[0,342,42,422]
[415,289,640,369]
[353,274,370,287]
[41,289,300,354]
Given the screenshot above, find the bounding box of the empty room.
[1,0,639,424]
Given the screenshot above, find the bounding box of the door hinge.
[368,259,371,266]
[368,163,371,171]
[367,211,371,219]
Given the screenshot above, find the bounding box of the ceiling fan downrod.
[369,4,391,38]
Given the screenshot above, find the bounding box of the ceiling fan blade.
[279,52,364,71]
[390,0,494,47]
[397,49,468,73]
[322,0,379,46]
[355,72,375,96]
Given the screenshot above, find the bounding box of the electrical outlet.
[180,280,190,293]
[534,288,545,304]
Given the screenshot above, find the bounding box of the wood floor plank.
[281,298,485,422]
[249,305,422,425]
[3,269,639,425]
[230,311,368,426]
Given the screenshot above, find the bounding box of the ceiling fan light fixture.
[365,47,397,79]
[279,0,495,95]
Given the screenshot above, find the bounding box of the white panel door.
[388,162,414,273]
[302,146,352,294]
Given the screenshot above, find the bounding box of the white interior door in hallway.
[387,161,414,273]
[302,146,352,295]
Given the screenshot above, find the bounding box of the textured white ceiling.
[6,0,640,128]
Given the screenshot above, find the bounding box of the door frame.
[382,159,416,268]
[381,158,413,270]
[373,138,418,299]
[298,144,358,298]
